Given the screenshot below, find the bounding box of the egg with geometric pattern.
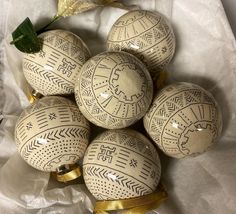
[15,96,90,172]
[144,82,223,158]
[83,129,161,200]
[74,51,153,129]
[23,29,91,96]
[107,10,176,77]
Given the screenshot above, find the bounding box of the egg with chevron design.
[107,10,176,78]
[83,129,161,200]
[15,96,90,172]
[144,82,223,158]
[23,30,91,96]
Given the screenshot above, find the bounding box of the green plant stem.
[10,15,62,45]
[36,15,62,35]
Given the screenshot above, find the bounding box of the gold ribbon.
[93,184,168,214]
[154,70,168,90]
[52,165,82,182]
[27,89,43,103]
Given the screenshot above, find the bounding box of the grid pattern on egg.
[15,97,90,171]
[144,83,222,158]
[107,10,175,73]
[23,30,90,95]
[83,130,161,200]
[75,52,153,129]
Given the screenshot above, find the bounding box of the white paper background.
[0,0,236,213]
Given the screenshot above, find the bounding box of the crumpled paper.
[0,0,236,213]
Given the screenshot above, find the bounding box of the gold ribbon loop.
[52,164,82,182]
[94,184,168,214]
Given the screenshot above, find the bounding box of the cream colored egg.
[144,82,223,158]
[74,51,153,129]
[15,96,90,172]
[83,129,161,200]
[23,30,91,96]
[107,10,176,76]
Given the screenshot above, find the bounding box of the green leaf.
[11,17,42,53]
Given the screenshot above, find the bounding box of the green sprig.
[10,15,61,54]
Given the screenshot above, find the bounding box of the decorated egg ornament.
[15,96,90,172]
[83,129,161,200]
[75,51,153,129]
[107,10,176,76]
[23,29,91,96]
[144,82,223,158]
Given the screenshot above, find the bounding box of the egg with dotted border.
[144,82,223,158]
[107,10,176,77]
[14,96,90,172]
[83,129,161,200]
[23,29,91,96]
[74,51,153,129]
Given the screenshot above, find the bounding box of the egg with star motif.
[14,96,90,172]
[83,129,161,200]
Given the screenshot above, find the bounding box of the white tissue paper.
[0,0,236,213]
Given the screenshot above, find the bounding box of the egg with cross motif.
[23,29,91,96]
[144,82,223,158]
[14,96,90,172]
[74,51,153,129]
[83,129,161,200]
[107,10,176,77]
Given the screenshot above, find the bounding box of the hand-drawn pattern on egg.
[107,10,176,76]
[83,129,161,200]
[23,30,91,96]
[144,82,223,158]
[75,51,153,129]
[15,96,90,171]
